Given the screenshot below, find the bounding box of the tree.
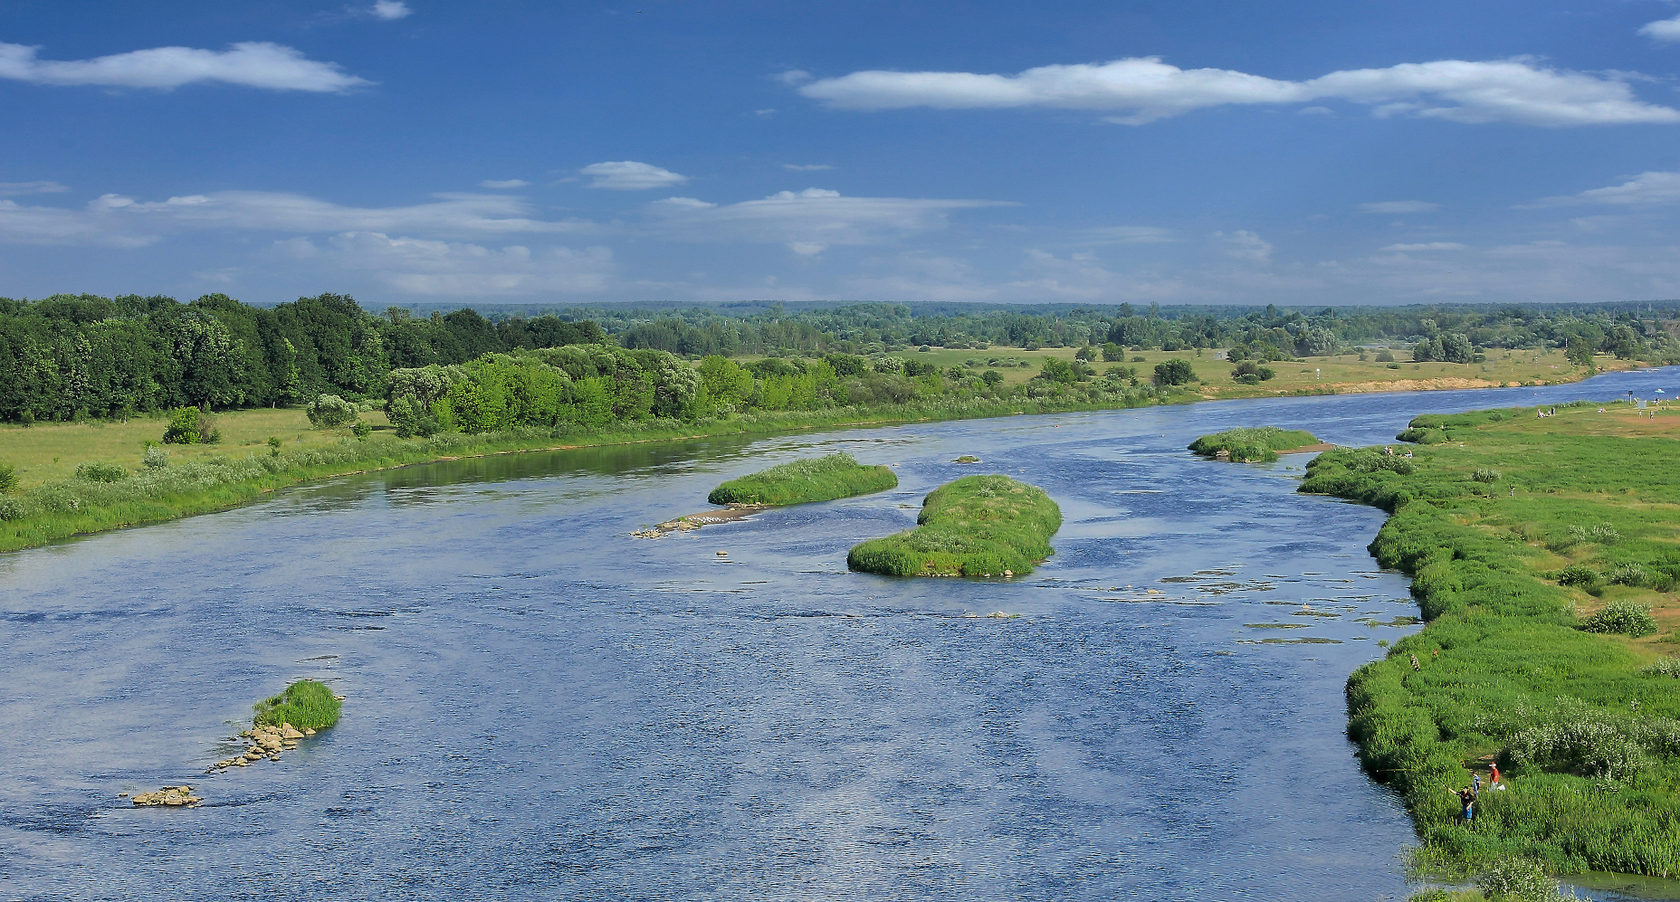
[1153,358,1196,386]
[305,394,359,428]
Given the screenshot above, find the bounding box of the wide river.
[4,368,1678,902]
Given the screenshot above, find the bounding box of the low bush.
[0,461,15,493]
[707,453,897,506]
[141,445,169,469]
[252,679,341,731]
[1579,601,1657,637]
[305,394,360,429]
[162,407,216,444]
[0,497,22,521]
[74,462,127,483]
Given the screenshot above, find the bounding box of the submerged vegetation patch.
[1299,402,1680,877]
[847,474,1061,578]
[1189,426,1322,463]
[706,452,897,506]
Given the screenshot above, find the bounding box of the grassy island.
[253,679,342,732]
[848,474,1060,578]
[707,453,897,506]
[1299,401,1680,881]
[1189,426,1322,463]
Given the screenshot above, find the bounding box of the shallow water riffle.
[2,367,1676,901]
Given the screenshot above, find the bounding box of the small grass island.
[707,452,897,506]
[848,474,1060,578]
[1189,426,1323,463]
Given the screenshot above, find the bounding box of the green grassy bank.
[1298,401,1680,879]
[1189,426,1322,462]
[254,679,342,731]
[848,474,1061,578]
[708,452,897,506]
[0,391,1162,554]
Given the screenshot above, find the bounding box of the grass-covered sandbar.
[1299,400,1680,883]
[848,474,1060,578]
[707,452,897,506]
[1189,426,1324,462]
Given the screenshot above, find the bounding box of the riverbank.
[0,355,1651,556]
[1298,401,1680,879]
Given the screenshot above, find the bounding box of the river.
[3,368,1678,901]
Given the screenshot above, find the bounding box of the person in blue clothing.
[1448,785,1477,822]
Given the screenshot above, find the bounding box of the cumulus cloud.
[1535,171,1680,206]
[649,187,1009,254]
[1360,200,1440,214]
[1380,242,1467,252]
[1639,14,1680,42]
[0,41,369,92]
[1219,229,1273,263]
[581,161,688,190]
[479,179,530,189]
[798,56,1680,126]
[0,181,69,196]
[370,1,412,20]
[300,231,614,296]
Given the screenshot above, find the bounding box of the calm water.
[4,368,1677,902]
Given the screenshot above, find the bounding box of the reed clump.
[707,453,897,506]
[253,679,341,732]
[847,474,1060,578]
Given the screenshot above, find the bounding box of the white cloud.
[1360,200,1440,214]
[0,41,368,92]
[581,160,688,190]
[1380,242,1467,252]
[1639,14,1680,42]
[0,189,589,248]
[782,163,835,171]
[479,179,530,189]
[305,231,614,296]
[1219,229,1273,263]
[370,1,412,20]
[649,187,1010,249]
[0,181,69,196]
[1536,171,1680,206]
[799,56,1680,126]
[775,69,813,86]
[1074,225,1175,245]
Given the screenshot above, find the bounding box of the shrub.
[1556,564,1602,590]
[1152,358,1196,386]
[1606,562,1646,587]
[1230,360,1276,383]
[1472,467,1501,483]
[305,394,360,429]
[1375,349,1396,362]
[1643,658,1680,678]
[162,407,205,444]
[1579,601,1657,637]
[1475,857,1575,902]
[0,462,15,493]
[75,462,127,483]
[141,445,170,469]
[0,497,22,521]
[352,422,373,438]
[252,679,342,731]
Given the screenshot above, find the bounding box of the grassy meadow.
[1298,400,1680,879]
[847,474,1061,578]
[707,452,897,506]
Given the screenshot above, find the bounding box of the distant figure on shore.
[1449,785,1477,822]
[1410,653,1421,672]
[1490,762,1502,790]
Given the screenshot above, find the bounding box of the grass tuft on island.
[253,679,341,732]
[707,452,898,506]
[848,474,1060,578]
[1189,426,1322,463]
[1298,400,1680,879]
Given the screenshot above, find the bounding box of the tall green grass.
[1188,426,1321,463]
[707,453,897,505]
[1300,404,1680,877]
[253,679,341,731]
[848,474,1061,577]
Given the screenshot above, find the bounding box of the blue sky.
[4,1,1680,306]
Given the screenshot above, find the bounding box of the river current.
[4,368,1678,902]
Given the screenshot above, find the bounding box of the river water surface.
[4,368,1678,902]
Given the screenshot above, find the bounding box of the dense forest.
[2,292,1678,425]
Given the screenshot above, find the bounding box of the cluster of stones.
[126,785,201,807]
[209,722,312,771]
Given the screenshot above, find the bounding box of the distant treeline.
[3,292,1678,424]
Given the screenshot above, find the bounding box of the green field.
[847,474,1061,578]
[707,452,897,506]
[1299,401,1680,881]
[1188,426,1322,463]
